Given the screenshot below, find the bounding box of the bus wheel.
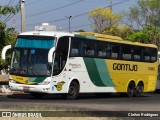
[66,81,79,100]
[127,82,135,97]
[30,92,46,99]
[135,82,144,97]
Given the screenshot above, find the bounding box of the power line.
[17,0,129,26]
[7,0,13,6]
[3,1,20,23]
[80,0,109,3]
[16,0,130,30]
[63,23,93,30]
[16,0,83,19]
[47,0,129,23]
[26,0,44,6]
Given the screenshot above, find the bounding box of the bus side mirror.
[1,45,12,60]
[48,47,55,63]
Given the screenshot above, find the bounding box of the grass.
[0,74,9,83]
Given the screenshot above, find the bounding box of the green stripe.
[94,59,115,87]
[74,34,97,40]
[83,58,105,86]
[28,77,46,83]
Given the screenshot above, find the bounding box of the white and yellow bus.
[156,51,160,90]
[2,31,158,99]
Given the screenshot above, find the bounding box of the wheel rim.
[128,86,134,95]
[137,84,143,94]
[128,83,135,97]
[68,84,77,96]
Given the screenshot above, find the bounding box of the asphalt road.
[0,92,160,112]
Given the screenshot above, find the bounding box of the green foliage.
[121,0,160,48]
[0,6,19,15]
[103,25,133,39]
[75,29,85,32]
[88,7,121,34]
[0,5,19,70]
[127,31,150,43]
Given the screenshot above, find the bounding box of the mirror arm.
[1,45,12,60]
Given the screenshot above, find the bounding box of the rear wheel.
[127,82,135,97]
[135,82,144,97]
[66,81,79,100]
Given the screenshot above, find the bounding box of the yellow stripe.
[11,75,36,84]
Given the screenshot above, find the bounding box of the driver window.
[53,36,69,75]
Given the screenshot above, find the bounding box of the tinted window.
[111,44,121,59]
[70,37,157,63]
[122,45,132,60]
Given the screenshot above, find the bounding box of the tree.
[88,7,121,34]
[0,5,19,70]
[75,29,85,32]
[102,25,133,39]
[122,0,160,48]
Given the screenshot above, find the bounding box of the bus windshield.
[10,48,51,76]
[10,36,55,76]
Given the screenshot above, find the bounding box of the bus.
[156,51,160,90]
[158,52,160,64]
[1,31,158,99]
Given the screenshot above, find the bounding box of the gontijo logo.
[113,63,138,71]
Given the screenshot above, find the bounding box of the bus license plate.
[23,86,30,91]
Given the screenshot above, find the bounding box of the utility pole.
[20,0,26,32]
[12,18,16,29]
[66,16,72,32]
[109,0,112,28]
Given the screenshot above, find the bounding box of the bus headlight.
[38,81,50,85]
[9,79,16,83]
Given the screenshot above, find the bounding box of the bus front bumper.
[9,82,51,93]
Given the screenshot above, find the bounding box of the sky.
[1,0,137,33]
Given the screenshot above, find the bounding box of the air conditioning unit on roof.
[35,23,56,31]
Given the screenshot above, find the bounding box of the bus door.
[53,37,69,75]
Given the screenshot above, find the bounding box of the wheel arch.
[136,80,144,87]
[67,78,80,93]
[126,80,136,92]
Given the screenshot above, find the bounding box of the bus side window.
[97,41,107,58]
[84,40,95,57]
[122,45,131,60]
[86,45,95,56]
[106,44,111,58]
[151,48,157,62]
[71,48,79,56]
[133,46,142,61]
[111,44,120,59]
[144,47,151,62]
[70,37,81,57]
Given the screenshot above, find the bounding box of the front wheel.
[66,81,79,100]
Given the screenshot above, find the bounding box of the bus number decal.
[113,63,138,71]
[148,67,155,71]
[54,81,65,91]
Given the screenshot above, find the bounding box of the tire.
[66,81,79,100]
[135,82,144,97]
[127,82,135,97]
[30,92,46,99]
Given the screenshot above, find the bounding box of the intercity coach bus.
[2,31,158,99]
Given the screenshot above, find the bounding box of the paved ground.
[0,92,160,111]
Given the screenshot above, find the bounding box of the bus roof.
[18,31,74,38]
[77,32,157,48]
[18,31,157,48]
